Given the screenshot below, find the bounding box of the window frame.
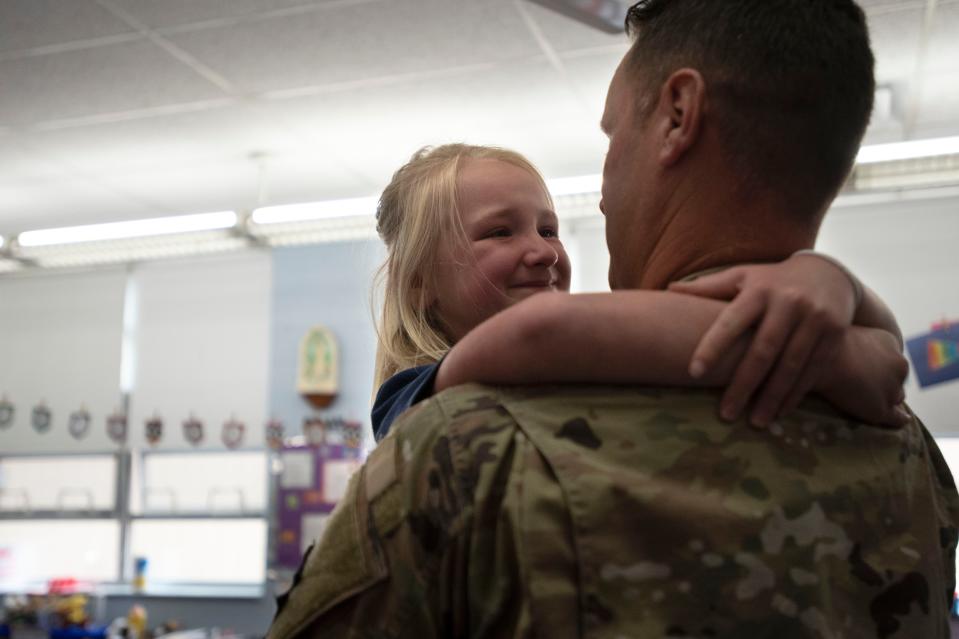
[0,448,272,598]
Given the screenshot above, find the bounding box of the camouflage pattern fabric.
[268,383,959,639]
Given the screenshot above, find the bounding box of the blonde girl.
[371,144,906,441]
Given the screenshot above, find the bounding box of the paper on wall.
[280,451,314,489]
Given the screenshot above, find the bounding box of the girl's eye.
[485,228,511,238]
[540,227,559,238]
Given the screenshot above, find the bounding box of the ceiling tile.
[0,137,68,182]
[13,102,305,175]
[926,3,959,74]
[107,0,352,30]
[560,48,625,122]
[261,57,591,185]
[917,70,959,126]
[247,153,379,204]
[0,174,162,235]
[164,0,542,94]
[0,40,228,127]
[92,160,262,213]
[866,6,923,83]
[488,114,608,181]
[0,0,134,54]
[91,154,374,214]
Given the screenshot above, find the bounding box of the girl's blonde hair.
[373,143,552,389]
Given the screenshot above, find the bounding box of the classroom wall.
[127,252,272,450]
[817,192,959,434]
[0,268,126,453]
[268,240,384,442]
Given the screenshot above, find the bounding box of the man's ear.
[655,68,706,166]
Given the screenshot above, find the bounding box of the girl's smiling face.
[433,158,571,342]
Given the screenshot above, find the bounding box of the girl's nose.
[524,234,559,268]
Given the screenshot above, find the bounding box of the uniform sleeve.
[268,399,470,639]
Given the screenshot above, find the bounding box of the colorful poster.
[907,322,959,388]
[275,443,363,569]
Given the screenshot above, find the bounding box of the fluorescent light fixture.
[18,211,238,248]
[252,197,378,225]
[857,136,959,165]
[547,174,602,197]
[0,235,4,249]
[251,180,607,227]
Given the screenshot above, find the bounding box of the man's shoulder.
[420,383,723,413]
[392,383,698,429]
[396,384,773,441]
[390,383,522,453]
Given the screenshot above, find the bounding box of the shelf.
[0,582,266,600]
[0,511,117,520]
[131,513,266,520]
[101,583,266,599]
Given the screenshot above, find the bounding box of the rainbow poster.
[907,323,959,388]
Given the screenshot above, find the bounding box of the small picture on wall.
[281,451,314,489]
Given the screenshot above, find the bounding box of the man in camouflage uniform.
[269,1,959,637]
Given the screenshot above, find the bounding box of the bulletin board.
[275,444,363,569]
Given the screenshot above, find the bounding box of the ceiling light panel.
[248,215,378,247]
[251,197,378,225]
[18,211,238,247]
[18,230,249,270]
[857,136,959,164]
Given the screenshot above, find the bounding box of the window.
[0,450,271,592]
[133,451,267,514]
[129,519,267,584]
[0,520,121,586]
[0,455,116,513]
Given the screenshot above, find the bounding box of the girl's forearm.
[435,291,746,391]
[854,286,903,349]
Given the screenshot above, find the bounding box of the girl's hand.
[814,327,910,428]
[668,253,866,427]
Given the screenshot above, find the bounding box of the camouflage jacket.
[268,384,959,639]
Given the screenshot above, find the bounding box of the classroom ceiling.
[1,0,958,238]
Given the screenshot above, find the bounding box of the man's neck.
[633,197,819,291]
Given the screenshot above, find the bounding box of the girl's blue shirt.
[371,363,441,441]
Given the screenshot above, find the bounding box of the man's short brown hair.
[624,0,875,219]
